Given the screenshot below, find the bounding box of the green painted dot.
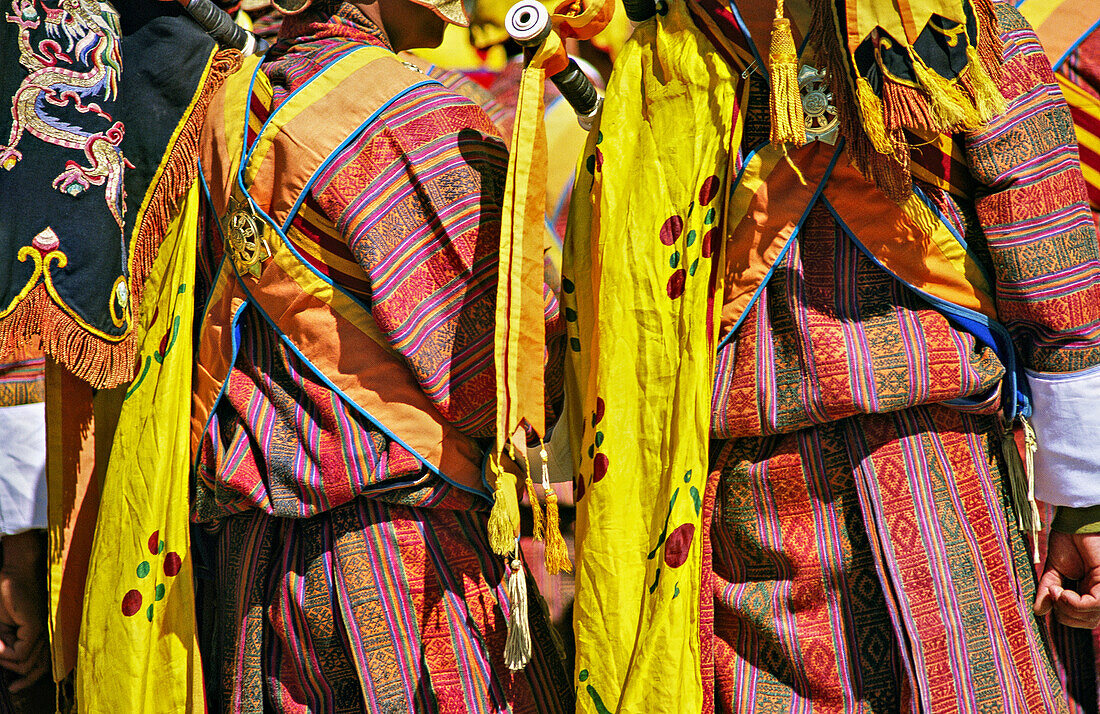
[705,207,716,225]
[585,154,597,174]
[155,584,166,601]
[596,130,603,145]
[570,337,582,352]
[688,258,699,276]
[670,251,680,268]
[579,669,590,682]
[686,201,694,217]
[690,485,702,515]
[673,583,681,599]
[686,229,696,247]
[158,540,165,555]
[565,307,578,322]
[595,431,604,447]
[588,444,595,459]
[562,277,575,293]
[145,604,154,622]
[136,561,150,578]
[683,469,692,483]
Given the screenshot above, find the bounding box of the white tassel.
[504,554,531,671]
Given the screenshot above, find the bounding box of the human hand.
[1033,530,1100,629]
[0,531,49,693]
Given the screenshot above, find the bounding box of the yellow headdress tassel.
[854,77,895,155]
[539,445,572,574]
[909,55,982,132]
[488,455,521,556]
[504,551,532,670]
[1000,417,1042,563]
[768,0,805,147]
[962,44,1006,121]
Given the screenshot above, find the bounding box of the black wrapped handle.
[549,59,599,117]
[622,0,656,22]
[183,0,269,54]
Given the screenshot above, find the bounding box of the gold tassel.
[855,76,895,155]
[488,457,521,556]
[539,445,572,574]
[503,555,531,670]
[1000,418,1041,563]
[964,44,1006,121]
[910,56,983,131]
[768,0,805,147]
[525,473,544,541]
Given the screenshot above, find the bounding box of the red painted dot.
[699,175,721,205]
[659,215,683,246]
[147,530,160,555]
[594,397,605,426]
[121,589,142,617]
[163,551,182,577]
[575,475,586,501]
[667,269,687,299]
[593,453,609,482]
[663,523,696,568]
[701,227,719,258]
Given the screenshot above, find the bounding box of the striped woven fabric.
[706,405,1067,712]
[206,499,571,713]
[0,353,44,408]
[700,1,1100,710]
[195,5,569,711]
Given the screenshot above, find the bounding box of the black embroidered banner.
[0,0,233,387]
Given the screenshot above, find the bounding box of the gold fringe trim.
[910,56,983,131]
[962,44,1006,120]
[0,49,243,389]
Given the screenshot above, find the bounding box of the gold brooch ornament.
[799,65,839,145]
[221,190,271,279]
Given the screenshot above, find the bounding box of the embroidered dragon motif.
[1,0,131,229]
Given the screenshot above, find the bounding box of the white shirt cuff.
[0,402,47,534]
[1027,364,1100,508]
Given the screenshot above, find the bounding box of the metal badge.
[799,65,839,145]
[221,191,271,279]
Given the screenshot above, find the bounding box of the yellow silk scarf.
[562,1,737,709]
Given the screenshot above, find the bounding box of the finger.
[1052,611,1100,629]
[1033,576,1063,616]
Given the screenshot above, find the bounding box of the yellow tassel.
[768,0,805,147]
[964,44,1006,121]
[910,57,982,131]
[855,76,895,155]
[543,487,572,574]
[488,457,521,556]
[537,444,572,574]
[525,473,544,541]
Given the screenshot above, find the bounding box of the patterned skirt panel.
[204,499,572,714]
[705,406,1067,713]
